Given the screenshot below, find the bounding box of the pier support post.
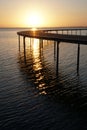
[54,41,56,59]
[67,30,68,35]
[77,43,80,75]
[40,39,43,49]
[62,30,63,34]
[56,31,58,34]
[18,35,20,51]
[23,36,26,63]
[56,41,60,76]
[71,30,72,35]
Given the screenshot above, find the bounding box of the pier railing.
[44,28,87,36]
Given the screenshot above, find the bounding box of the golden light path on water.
[32,38,47,95]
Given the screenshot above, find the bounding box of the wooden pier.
[17,28,87,75]
[17,29,87,44]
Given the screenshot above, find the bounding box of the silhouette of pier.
[17,28,87,75]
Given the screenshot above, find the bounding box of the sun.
[29,15,39,26]
[26,13,42,27]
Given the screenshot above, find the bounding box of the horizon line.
[0,26,87,29]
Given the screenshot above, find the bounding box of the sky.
[0,0,87,28]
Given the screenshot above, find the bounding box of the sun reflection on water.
[32,39,42,71]
[32,38,47,95]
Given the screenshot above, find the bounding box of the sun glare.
[26,13,42,28]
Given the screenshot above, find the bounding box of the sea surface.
[0,28,87,130]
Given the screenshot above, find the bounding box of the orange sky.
[0,0,87,28]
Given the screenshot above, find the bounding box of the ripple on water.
[0,29,87,129]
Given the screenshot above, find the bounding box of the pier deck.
[17,30,87,44]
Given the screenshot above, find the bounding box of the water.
[0,28,87,130]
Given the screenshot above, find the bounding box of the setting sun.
[25,13,43,27]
